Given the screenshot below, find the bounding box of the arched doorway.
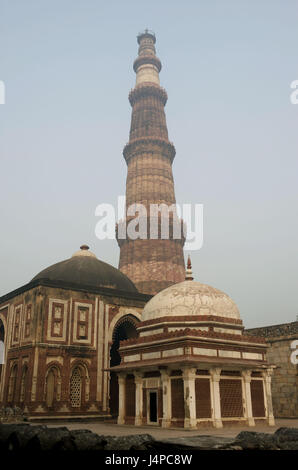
[109,315,139,416]
[0,319,4,387]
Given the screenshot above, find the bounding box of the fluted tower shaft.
[117,31,185,295]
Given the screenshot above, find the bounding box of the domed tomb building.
[0,245,150,418]
[111,258,275,429]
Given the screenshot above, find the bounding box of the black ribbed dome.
[32,245,138,293]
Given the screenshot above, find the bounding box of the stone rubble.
[0,423,298,451]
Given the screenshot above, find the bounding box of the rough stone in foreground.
[0,423,29,450]
[69,429,107,451]
[233,431,278,450]
[6,425,48,451]
[274,427,298,450]
[104,434,155,450]
[137,436,235,451]
[26,426,76,451]
[1,423,298,451]
[233,428,298,450]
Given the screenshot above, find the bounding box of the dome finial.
[72,245,97,258]
[185,255,194,281]
[80,244,89,251]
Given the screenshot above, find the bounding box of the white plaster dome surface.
[142,280,240,321]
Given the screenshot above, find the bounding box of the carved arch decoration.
[69,360,90,406]
[112,314,140,342]
[20,362,29,403]
[44,363,62,407]
[7,361,18,403]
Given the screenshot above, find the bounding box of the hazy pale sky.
[0,0,297,328]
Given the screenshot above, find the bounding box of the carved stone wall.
[0,283,146,418]
[246,321,298,417]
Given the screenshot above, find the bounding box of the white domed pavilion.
[111,257,275,429]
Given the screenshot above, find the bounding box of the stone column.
[31,346,39,401]
[262,368,275,426]
[242,370,255,426]
[134,372,143,426]
[182,367,197,429]
[210,368,223,428]
[160,369,171,428]
[117,373,126,425]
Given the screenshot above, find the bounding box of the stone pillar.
[160,369,171,428]
[134,372,143,426]
[262,368,275,426]
[242,370,255,426]
[31,346,39,401]
[182,367,197,429]
[210,368,223,428]
[117,373,126,425]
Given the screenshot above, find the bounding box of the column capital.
[242,370,252,383]
[182,367,197,380]
[117,372,127,383]
[262,367,274,380]
[160,369,171,380]
[134,371,144,383]
[210,367,221,382]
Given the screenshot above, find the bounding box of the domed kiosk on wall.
[110,258,275,429]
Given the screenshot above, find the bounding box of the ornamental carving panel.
[47,299,68,342]
[23,305,32,340]
[72,303,93,344]
[11,305,23,346]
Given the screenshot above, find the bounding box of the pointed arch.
[108,311,141,343]
[70,367,82,408]
[69,361,90,408]
[8,363,18,403]
[110,314,139,368]
[20,364,29,403]
[44,364,62,408]
[109,314,140,416]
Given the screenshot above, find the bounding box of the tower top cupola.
[137,29,156,45]
[134,29,161,86]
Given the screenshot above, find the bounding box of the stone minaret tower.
[117,31,185,295]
